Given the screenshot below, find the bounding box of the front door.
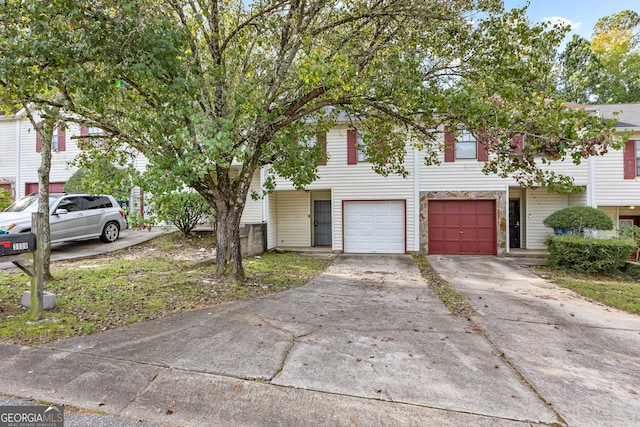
[313,200,332,246]
[509,200,521,249]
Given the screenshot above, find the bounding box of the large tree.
[557,9,640,103]
[1,0,617,282]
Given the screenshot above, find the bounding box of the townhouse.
[1,104,638,255]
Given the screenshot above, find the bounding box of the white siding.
[525,188,569,249]
[241,170,263,224]
[17,120,84,199]
[419,132,589,192]
[274,191,311,247]
[0,117,17,194]
[594,135,640,206]
[273,126,415,252]
[267,192,277,249]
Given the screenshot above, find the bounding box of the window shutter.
[477,133,488,162]
[35,122,43,153]
[57,128,66,151]
[512,134,524,154]
[347,129,357,165]
[444,127,455,162]
[624,140,636,180]
[79,126,89,149]
[318,132,327,166]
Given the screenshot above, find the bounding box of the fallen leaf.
[629,389,637,395]
[373,388,382,393]
[235,382,243,389]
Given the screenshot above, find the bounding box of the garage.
[428,199,496,255]
[343,200,405,253]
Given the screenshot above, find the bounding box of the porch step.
[506,249,548,259]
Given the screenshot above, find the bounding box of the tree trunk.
[25,107,54,280]
[215,200,244,284]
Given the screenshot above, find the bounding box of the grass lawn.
[535,266,640,315]
[0,232,334,346]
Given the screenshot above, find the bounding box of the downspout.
[587,156,596,208]
[260,167,267,223]
[413,147,420,252]
[15,116,21,199]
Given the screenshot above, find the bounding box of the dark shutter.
[624,140,637,180]
[444,127,455,162]
[477,133,488,162]
[57,127,66,151]
[347,129,357,165]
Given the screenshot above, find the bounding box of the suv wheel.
[100,221,120,243]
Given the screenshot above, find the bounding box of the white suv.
[0,193,128,243]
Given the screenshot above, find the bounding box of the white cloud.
[544,16,582,30]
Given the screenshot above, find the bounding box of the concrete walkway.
[0,254,638,426]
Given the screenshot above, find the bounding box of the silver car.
[0,193,128,243]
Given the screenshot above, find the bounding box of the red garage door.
[428,200,496,255]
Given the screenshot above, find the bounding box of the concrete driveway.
[428,255,640,427]
[0,254,638,426]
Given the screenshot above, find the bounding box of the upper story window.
[35,124,66,153]
[298,132,327,166]
[444,127,488,163]
[455,130,477,159]
[356,134,368,162]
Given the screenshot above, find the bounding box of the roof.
[591,103,640,131]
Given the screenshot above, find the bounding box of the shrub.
[0,188,11,211]
[543,206,613,234]
[150,191,213,236]
[542,206,613,234]
[545,235,636,274]
[618,225,640,261]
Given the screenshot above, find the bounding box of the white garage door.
[343,201,405,253]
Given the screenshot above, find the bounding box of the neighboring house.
[1,104,639,256]
[0,109,148,212]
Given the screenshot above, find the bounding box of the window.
[356,133,367,162]
[52,132,58,152]
[455,130,477,159]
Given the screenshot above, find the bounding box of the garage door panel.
[428,200,496,255]
[344,201,405,254]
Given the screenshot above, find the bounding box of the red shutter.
[80,126,89,149]
[347,129,357,165]
[35,122,42,153]
[624,140,637,179]
[57,128,66,151]
[444,127,455,162]
[318,132,327,166]
[513,134,524,154]
[477,133,488,162]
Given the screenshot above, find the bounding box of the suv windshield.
[4,194,62,213]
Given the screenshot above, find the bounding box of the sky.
[504,0,639,42]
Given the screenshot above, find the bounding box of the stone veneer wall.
[419,191,507,255]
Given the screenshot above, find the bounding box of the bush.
[545,235,636,274]
[618,225,640,261]
[543,206,613,234]
[150,191,213,236]
[0,188,11,211]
